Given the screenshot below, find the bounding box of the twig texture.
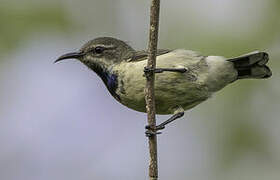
[145,0,160,180]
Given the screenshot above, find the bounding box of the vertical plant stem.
[145,0,160,179]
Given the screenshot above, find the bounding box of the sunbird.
[55,37,272,134]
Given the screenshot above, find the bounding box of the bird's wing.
[126,49,171,62]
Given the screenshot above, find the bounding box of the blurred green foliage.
[0,2,74,55]
[164,0,280,57]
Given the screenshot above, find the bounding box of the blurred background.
[0,0,279,179]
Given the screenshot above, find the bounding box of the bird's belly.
[117,72,210,114]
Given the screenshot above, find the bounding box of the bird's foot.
[144,67,187,74]
[145,127,162,137]
[145,112,185,137]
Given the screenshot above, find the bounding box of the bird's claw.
[144,111,185,137]
[144,67,163,74]
[144,67,187,75]
[145,130,162,137]
[145,125,165,137]
[145,125,165,130]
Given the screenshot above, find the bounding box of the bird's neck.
[87,62,120,101]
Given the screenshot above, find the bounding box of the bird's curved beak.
[54,51,84,63]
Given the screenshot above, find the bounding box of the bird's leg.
[144,67,187,74]
[145,111,184,137]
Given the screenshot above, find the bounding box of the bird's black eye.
[94,46,105,54]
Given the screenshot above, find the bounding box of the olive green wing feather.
[127,49,171,62]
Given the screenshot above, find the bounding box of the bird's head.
[55,37,135,70]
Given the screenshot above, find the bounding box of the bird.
[55,37,272,134]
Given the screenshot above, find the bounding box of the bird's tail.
[227,51,272,79]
